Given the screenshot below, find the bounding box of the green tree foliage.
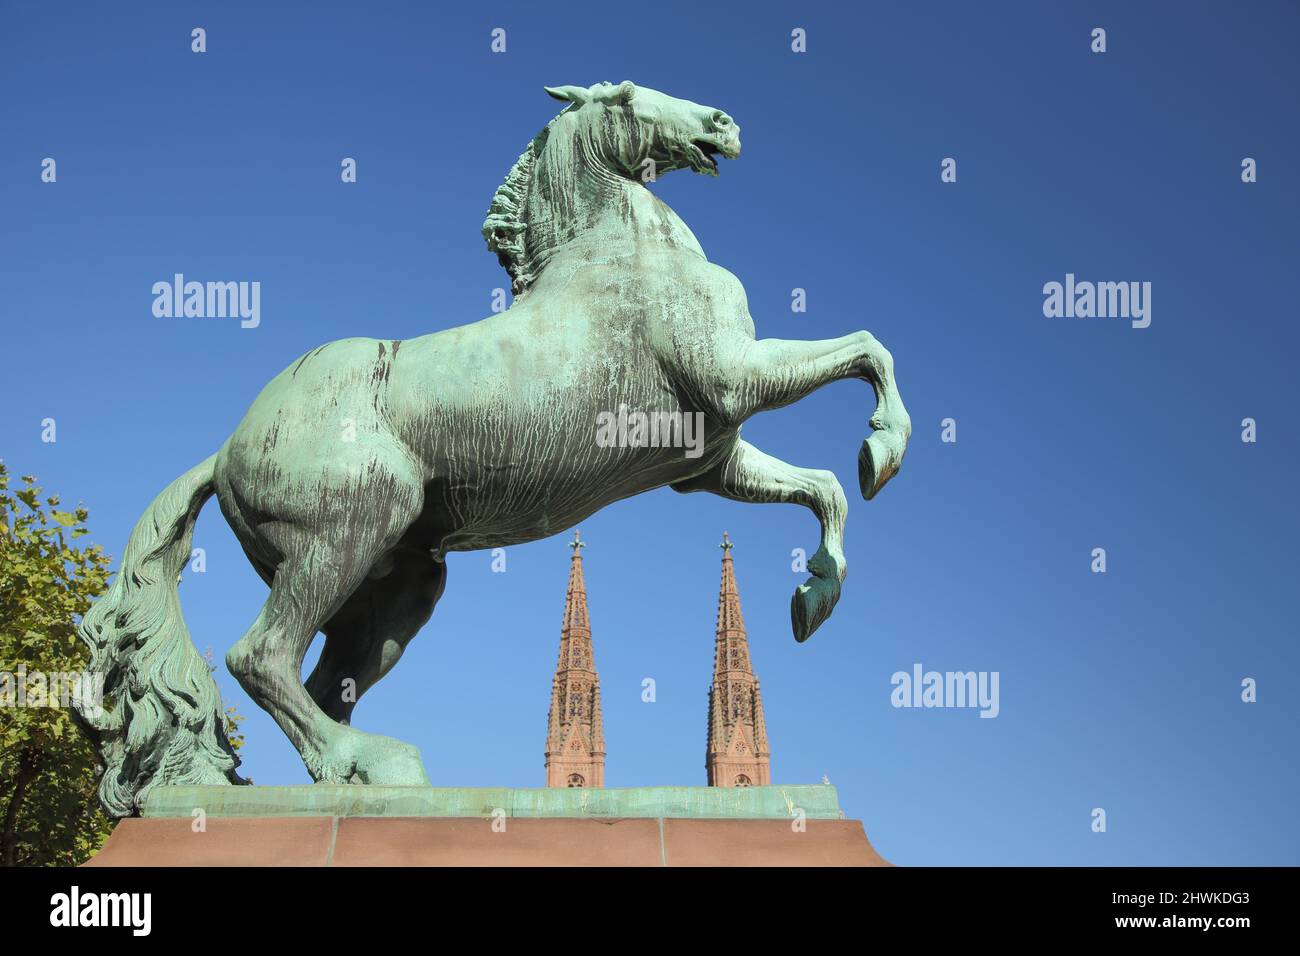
[0,462,251,864]
[0,461,112,865]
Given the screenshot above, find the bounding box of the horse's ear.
[544,85,588,105]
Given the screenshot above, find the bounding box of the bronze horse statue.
[74,80,910,816]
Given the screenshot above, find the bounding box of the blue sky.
[2,1,1297,865]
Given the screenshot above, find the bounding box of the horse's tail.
[72,453,244,818]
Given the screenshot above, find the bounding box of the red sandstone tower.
[545,531,606,788]
[706,532,772,787]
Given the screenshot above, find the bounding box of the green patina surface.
[142,784,843,820]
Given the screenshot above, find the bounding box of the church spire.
[706,532,772,787]
[545,531,605,788]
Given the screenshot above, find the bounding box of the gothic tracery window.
[734,774,752,787]
[567,773,585,788]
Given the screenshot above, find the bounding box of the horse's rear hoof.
[317,729,431,786]
[858,427,907,501]
[351,736,431,786]
[790,575,840,643]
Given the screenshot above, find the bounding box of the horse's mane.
[482,112,565,297]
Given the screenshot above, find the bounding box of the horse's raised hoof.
[858,423,909,501]
[790,574,842,643]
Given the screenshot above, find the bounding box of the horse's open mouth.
[689,138,736,175]
[694,141,721,171]
[688,137,739,175]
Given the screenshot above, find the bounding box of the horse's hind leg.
[305,549,446,724]
[225,502,430,785]
[673,439,847,643]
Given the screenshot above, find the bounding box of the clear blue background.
[2,1,1296,865]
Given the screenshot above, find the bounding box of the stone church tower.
[545,531,606,788]
[706,533,772,787]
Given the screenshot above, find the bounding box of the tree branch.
[1,750,40,867]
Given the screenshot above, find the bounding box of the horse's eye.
[712,111,732,128]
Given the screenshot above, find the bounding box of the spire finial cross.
[570,529,586,551]
[720,530,733,552]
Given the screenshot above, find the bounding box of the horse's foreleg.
[721,331,911,500]
[672,439,847,643]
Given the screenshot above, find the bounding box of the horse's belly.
[425,431,735,554]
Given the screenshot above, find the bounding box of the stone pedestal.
[85,784,891,867]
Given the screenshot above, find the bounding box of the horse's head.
[543,80,741,178]
[484,81,741,294]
